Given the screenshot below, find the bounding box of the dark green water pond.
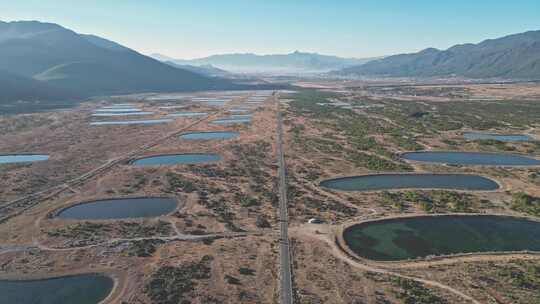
[57,197,177,220]
[0,274,113,304]
[343,215,540,261]
[320,174,499,191]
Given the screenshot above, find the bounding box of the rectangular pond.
[0,154,49,164]
[94,108,142,113]
[90,119,171,126]
[166,112,208,117]
[179,131,240,140]
[204,101,227,106]
[159,105,187,110]
[210,117,251,125]
[229,109,251,113]
[228,114,252,119]
[101,104,135,108]
[92,112,154,117]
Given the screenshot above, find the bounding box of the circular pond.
[0,154,49,164]
[320,174,499,192]
[401,151,540,166]
[57,197,178,220]
[343,215,540,261]
[131,153,221,166]
[0,274,113,304]
[179,131,240,140]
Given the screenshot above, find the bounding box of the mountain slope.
[0,20,235,96]
[0,69,76,103]
[155,51,376,73]
[337,30,540,79]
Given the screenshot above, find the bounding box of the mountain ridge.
[336,30,540,79]
[0,20,237,99]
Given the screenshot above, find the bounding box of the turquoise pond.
[167,112,208,117]
[0,154,49,164]
[131,153,221,166]
[179,131,240,140]
[463,132,533,142]
[401,151,540,166]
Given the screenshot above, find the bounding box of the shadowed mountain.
[0,69,76,102]
[0,20,237,98]
[0,69,81,114]
[153,51,377,74]
[336,30,540,79]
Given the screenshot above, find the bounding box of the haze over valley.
[153,51,378,74]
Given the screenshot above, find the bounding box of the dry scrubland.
[283,82,540,304]
[0,93,281,303]
[1,83,540,303]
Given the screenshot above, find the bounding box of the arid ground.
[1,82,540,303]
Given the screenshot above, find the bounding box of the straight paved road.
[276,94,294,304]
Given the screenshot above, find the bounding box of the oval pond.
[401,151,540,166]
[131,153,221,166]
[57,197,178,220]
[344,215,540,261]
[320,174,499,192]
[0,274,113,304]
[463,132,533,142]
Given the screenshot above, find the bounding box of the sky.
[2,0,540,59]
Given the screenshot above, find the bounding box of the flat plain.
[1,82,540,303]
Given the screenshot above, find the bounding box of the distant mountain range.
[152,51,377,74]
[0,20,237,105]
[164,62,231,77]
[337,30,540,79]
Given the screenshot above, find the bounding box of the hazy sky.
[3,0,540,59]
